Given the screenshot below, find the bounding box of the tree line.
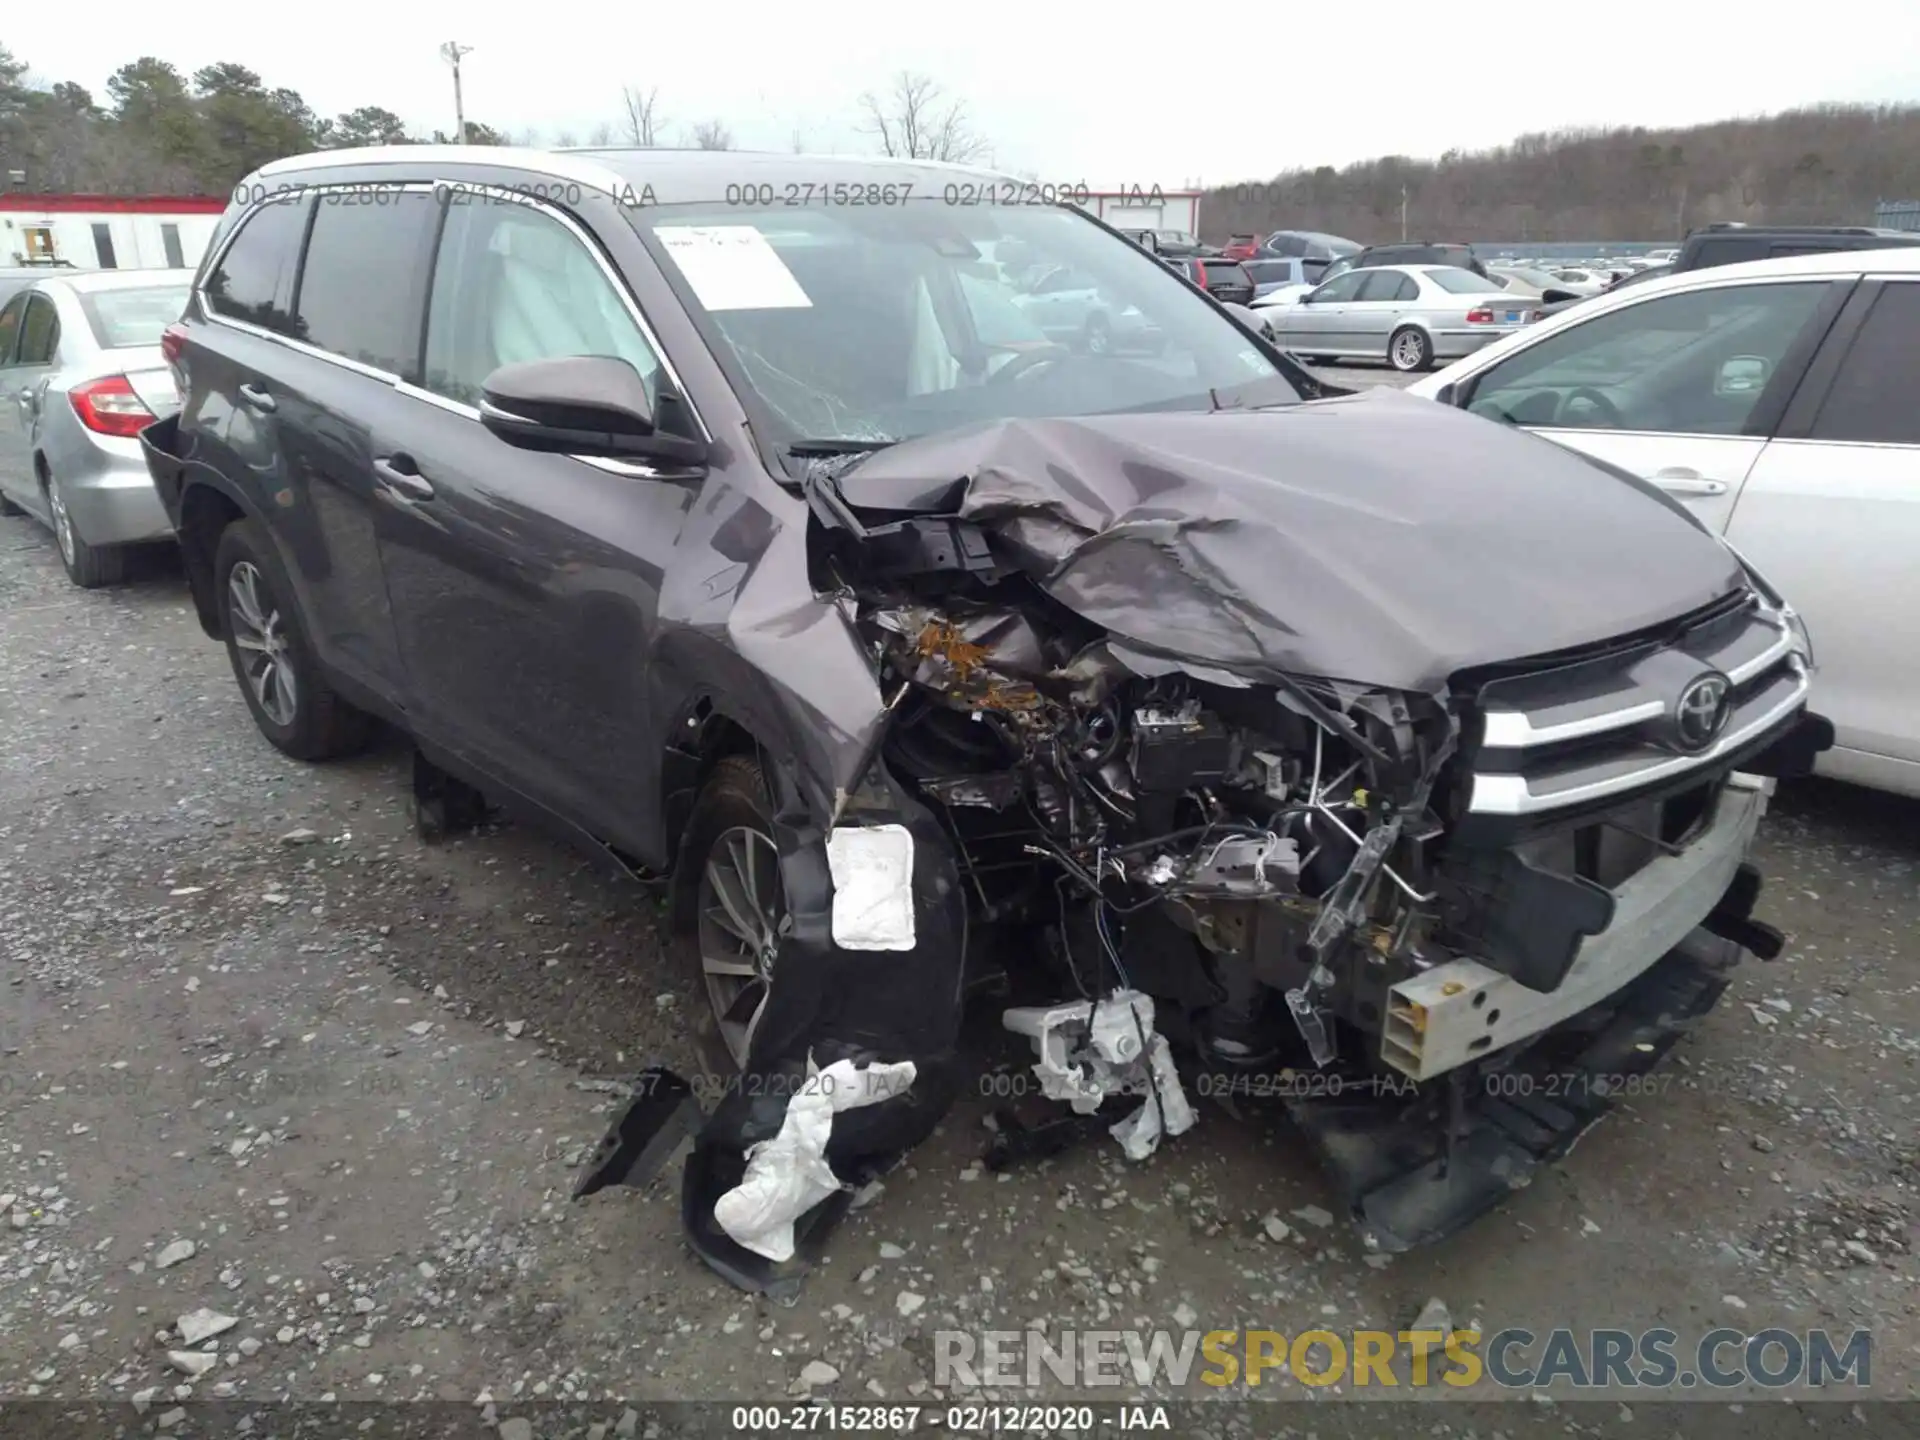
[1199,104,1920,245]
[0,47,989,195]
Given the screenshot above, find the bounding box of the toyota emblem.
[1673,673,1731,752]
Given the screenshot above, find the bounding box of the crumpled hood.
[832,389,1746,693]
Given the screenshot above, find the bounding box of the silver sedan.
[1262,264,1538,372]
[0,269,192,586]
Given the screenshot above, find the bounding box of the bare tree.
[620,84,663,146]
[790,124,807,154]
[586,121,613,146]
[689,118,734,151]
[858,72,988,163]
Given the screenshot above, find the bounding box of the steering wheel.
[988,344,1073,385]
[1560,385,1626,428]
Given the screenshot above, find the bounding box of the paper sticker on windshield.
[655,226,812,311]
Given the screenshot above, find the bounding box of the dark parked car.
[143,147,1828,1296]
[1257,230,1362,282]
[1673,223,1920,274]
[1168,256,1256,305]
[1318,242,1491,284]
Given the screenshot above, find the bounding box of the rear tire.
[46,471,128,589]
[674,755,784,1074]
[213,518,373,761]
[1388,326,1433,373]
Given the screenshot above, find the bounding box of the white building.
[0,194,226,271]
[1077,187,1204,239]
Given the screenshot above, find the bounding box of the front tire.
[1388,326,1433,373]
[46,471,127,589]
[213,518,373,761]
[675,755,785,1073]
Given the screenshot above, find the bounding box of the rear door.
[0,291,36,506]
[1729,277,1920,781]
[374,186,700,850]
[1347,270,1416,357]
[263,185,440,705]
[1451,276,1850,530]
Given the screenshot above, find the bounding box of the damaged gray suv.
[144,147,1832,1296]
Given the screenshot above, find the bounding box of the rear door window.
[0,293,25,363]
[1356,271,1414,301]
[204,195,310,336]
[16,294,60,365]
[1806,281,1920,444]
[292,189,439,377]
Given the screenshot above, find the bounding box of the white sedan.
[1262,264,1538,372]
[1406,246,1920,797]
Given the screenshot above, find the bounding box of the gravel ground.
[1,502,1915,1422]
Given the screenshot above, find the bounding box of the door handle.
[1649,468,1728,496]
[238,382,276,413]
[374,455,435,502]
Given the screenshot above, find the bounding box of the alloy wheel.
[227,560,299,727]
[48,484,76,567]
[1392,331,1427,371]
[696,824,785,1069]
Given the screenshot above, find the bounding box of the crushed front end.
[577,406,1832,1291]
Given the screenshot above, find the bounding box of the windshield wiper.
[782,438,898,457]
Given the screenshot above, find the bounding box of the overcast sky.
[13,2,1920,184]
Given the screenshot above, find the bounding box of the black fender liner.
[579,757,968,1300]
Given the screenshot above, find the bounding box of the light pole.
[440,42,473,144]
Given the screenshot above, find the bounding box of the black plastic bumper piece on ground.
[572,1067,704,1201]
[1286,930,1739,1253]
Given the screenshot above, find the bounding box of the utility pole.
[440,42,473,144]
[1400,184,1409,241]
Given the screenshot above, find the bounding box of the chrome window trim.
[194,176,711,462]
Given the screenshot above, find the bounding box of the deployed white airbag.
[826,824,916,951]
[712,1056,918,1262]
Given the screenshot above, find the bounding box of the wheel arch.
[174,477,253,639]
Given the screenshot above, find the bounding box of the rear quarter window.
[204,195,310,336]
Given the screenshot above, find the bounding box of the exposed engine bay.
[863,591,1459,1083]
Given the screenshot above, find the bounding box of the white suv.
[1409,247,1920,798]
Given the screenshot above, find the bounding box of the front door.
[375,188,699,853]
[1284,269,1367,352]
[1729,278,1920,777]
[1453,277,1846,532]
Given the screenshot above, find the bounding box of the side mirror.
[480,356,708,467]
[1714,354,1772,397]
